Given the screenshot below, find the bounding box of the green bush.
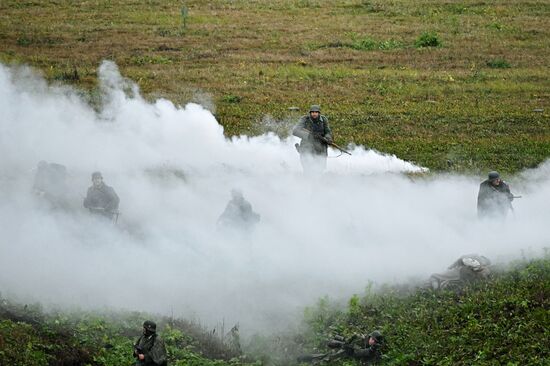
[415,31,442,48]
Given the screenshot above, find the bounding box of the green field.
[1,0,549,172]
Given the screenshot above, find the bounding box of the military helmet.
[143,320,157,332]
[368,330,383,343]
[488,171,500,181]
[91,171,103,180]
[309,105,321,113]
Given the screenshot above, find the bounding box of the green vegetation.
[298,257,550,365]
[414,31,442,48]
[1,258,548,365]
[0,298,259,365]
[0,0,548,173]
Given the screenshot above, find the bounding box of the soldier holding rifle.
[293,105,350,175]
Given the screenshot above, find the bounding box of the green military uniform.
[429,254,492,290]
[292,105,333,174]
[134,321,167,366]
[477,172,514,218]
[83,172,120,220]
[345,331,383,365]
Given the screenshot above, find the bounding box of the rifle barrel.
[329,142,352,155]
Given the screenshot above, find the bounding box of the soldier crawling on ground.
[298,331,384,365]
[428,254,492,290]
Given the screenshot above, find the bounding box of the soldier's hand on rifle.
[312,133,329,144]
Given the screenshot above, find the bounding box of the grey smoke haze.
[0,61,548,335]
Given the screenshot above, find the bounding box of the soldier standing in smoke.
[83,171,120,220]
[133,320,168,366]
[477,171,514,218]
[33,160,69,209]
[293,105,333,175]
[217,189,260,231]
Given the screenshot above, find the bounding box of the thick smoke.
[0,62,548,334]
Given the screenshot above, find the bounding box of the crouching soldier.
[134,320,167,366]
[83,171,120,221]
[217,189,260,231]
[477,171,514,219]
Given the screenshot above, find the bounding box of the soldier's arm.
[292,117,310,139]
[83,188,92,208]
[351,345,378,360]
[149,338,168,365]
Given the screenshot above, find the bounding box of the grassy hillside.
[0,298,259,366]
[0,0,549,172]
[296,256,549,366]
[1,257,547,365]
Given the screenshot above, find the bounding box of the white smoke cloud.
[0,61,548,335]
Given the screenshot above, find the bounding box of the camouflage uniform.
[429,254,492,290]
[293,107,333,174]
[134,333,167,366]
[345,332,383,365]
[83,182,119,219]
[350,344,382,365]
[477,179,514,218]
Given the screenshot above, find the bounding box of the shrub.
[415,31,441,48]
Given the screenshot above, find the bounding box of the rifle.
[324,138,352,156]
[133,344,144,358]
[87,207,120,224]
[297,350,347,365]
[297,334,359,364]
[296,128,352,155]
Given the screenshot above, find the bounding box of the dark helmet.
[488,171,500,181]
[368,330,383,343]
[309,105,321,113]
[91,171,103,180]
[143,320,157,332]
